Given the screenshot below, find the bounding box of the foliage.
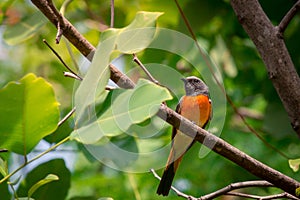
[0,0,300,200]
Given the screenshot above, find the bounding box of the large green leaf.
[0,73,60,155]
[71,79,172,144]
[17,159,70,200]
[73,38,112,130]
[3,11,47,45]
[101,11,163,53]
[74,11,163,137]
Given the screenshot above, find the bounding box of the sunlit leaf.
[0,73,60,155]
[101,11,163,53]
[289,158,300,172]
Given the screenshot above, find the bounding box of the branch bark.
[230,0,300,137]
[31,0,300,197]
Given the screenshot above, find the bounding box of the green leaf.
[0,180,11,200]
[74,11,163,138]
[71,79,172,144]
[28,174,59,198]
[74,38,112,130]
[289,158,300,172]
[0,73,60,155]
[3,11,47,45]
[17,159,70,200]
[296,187,300,197]
[101,11,163,54]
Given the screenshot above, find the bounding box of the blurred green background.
[1,0,300,199]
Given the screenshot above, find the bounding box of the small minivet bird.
[157,76,212,196]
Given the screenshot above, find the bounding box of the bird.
[157,76,212,196]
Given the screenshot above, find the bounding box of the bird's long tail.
[156,153,183,196]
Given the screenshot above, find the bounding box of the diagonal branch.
[31,0,300,197]
[230,0,300,137]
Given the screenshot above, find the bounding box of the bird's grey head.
[181,76,209,96]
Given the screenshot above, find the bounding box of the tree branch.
[31,0,300,197]
[151,169,296,200]
[150,169,196,199]
[226,192,299,200]
[230,0,300,137]
[200,180,274,199]
[278,0,300,35]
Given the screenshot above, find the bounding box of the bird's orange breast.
[180,95,211,128]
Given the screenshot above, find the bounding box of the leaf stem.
[0,136,70,184]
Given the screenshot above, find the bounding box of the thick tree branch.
[230,0,300,137]
[31,0,300,197]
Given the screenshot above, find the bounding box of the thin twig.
[58,107,76,126]
[200,180,274,199]
[150,169,197,199]
[226,191,299,200]
[105,85,117,90]
[132,53,160,85]
[277,0,300,36]
[151,169,285,200]
[43,39,83,80]
[46,0,65,43]
[56,21,63,44]
[110,0,114,28]
[63,72,82,80]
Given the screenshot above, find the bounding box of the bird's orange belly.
[180,95,211,128]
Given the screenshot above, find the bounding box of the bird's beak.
[181,78,187,83]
